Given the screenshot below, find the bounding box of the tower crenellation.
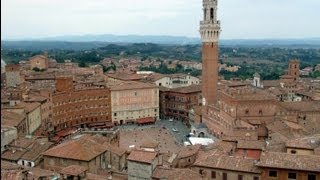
[200,0,221,43]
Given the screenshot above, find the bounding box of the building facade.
[160,85,202,123]
[5,64,22,87]
[30,55,49,70]
[110,81,159,125]
[52,87,111,131]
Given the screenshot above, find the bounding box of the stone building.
[127,149,159,180]
[146,73,200,89]
[159,85,202,123]
[30,54,49,70]
[1,126,17,153]
[257,152,320,180]
[172,144,201,168]
[43,134,126,174]
[52,78,111,131]
[1,110,27,136]
[2,102,42,135]
[109,81,159,125]
[5,64,22,87]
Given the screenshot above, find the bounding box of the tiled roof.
[127,150,157,164]
[285,134,320,150]
[1,110,25,127]
[109,81,157,91]
[194,150,261,174]
[279,101,320,112]
[169,85,202,94]
[1,148,27,161]
[257,152,320,172]
[237,140,266,150]
[20,140,53,161]
[60,165,88,176]
[43,134,108,161]
[152,167,202,180]
[177,144,201,159]
[18,102,41,113]
[1,160,25,170]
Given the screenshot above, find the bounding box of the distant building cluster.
[1,0,320,179]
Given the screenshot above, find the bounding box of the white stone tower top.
[200,0,221,43]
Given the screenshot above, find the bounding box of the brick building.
[52,77,111,131]
[30,54,49,70]
[257,152,320,180]
[159,85,202,123]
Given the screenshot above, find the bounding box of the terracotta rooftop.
[106,72,145,81]
[20,140,53,161]
[279,101,320,112]
[1,160,25,170]
[127,150,157,164]
[257,152,320,172]
[60,165,88,176]
[152,167,202,180]
[194,150,261,174]
[236,140,266,150]
[18,102,41,113]
[169,84,202,94]
[43,134,108,161]
[1,148,27,161]
[1,170,27,180]
[1,110,25,127]
[285,134,320,150]
[109,81,157,91]
[177,144,201,159]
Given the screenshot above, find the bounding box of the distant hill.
[2,35,320,50]
[5,34,200,45]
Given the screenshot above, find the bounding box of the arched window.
[210,8,214,20]
[204,8,207,20]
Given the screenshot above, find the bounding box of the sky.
[1,0,320,39]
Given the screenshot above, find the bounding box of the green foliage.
[310,71,320,78]
[101,63,116,72]
[79,61,88,67]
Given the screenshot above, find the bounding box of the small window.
[114,113,117,116]
[223,173,227,180]
[269,170,278,177]
[211,171,216,178]
[134,92,138,96]
[288,172,297,179]
[245,109,249,115]
[199,169,204,175]
[308,174,316,180]
[290,150,297,154]
[238,175,243,180]
[253,177,259,180]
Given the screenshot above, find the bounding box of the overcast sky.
[1,0,320,39]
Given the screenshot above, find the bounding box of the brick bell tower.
[200,0,221,106]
